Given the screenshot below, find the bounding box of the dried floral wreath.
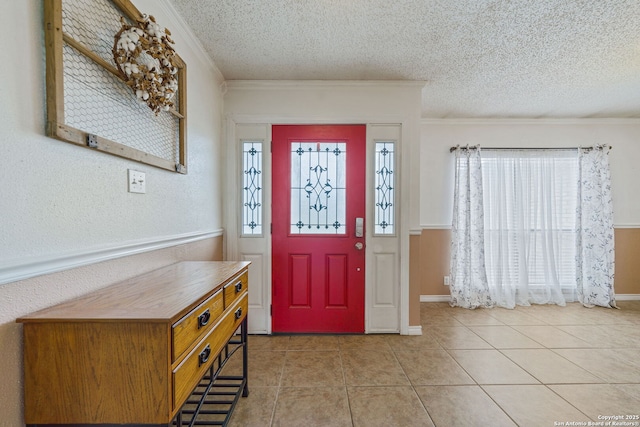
[113,14,178,114]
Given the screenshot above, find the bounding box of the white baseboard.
[420,295,451,303]
[406,325,423,336]
[421,294,639,302]
[0,230,224,286]
[616,294,640,301]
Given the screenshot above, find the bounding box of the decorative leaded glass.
[290,142,346,234]
[375,141,395,234]
[242,141,262,235]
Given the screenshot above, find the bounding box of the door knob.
[355,242,364,250]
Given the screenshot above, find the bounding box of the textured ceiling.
[167,0,640,118]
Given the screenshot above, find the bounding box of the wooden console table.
[17,261,250,426]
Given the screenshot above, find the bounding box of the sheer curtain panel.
[449,148,494,309]
[481,150,578,308]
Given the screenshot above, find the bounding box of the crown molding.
[154,0,225,83]
[226,80,428,90]
[422,118,640,125]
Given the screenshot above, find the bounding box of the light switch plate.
[128,169,146,193]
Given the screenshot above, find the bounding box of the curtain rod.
[449,145,612,153]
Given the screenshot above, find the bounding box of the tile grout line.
[337,348,356,427]
[267,344,288,427]
[476,384,522,427]
[543,384,594,422]
[381,339,437,426]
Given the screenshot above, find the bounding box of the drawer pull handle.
[235,282,243,293]
[235,307,243,320]
[197,309,210,329]
[198,344,211,366]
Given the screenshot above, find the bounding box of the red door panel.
[326,255,347,307]
[272,125,365,333]
[290,254,311,307]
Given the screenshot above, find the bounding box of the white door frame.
[224,115,411,335]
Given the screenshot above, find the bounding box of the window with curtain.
[449,145,615,310]
[481,150,579,307]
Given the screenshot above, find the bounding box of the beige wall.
[413,229,452,298]
[613,228,640,295]
[409,233,423,326]
[413,228,640,297]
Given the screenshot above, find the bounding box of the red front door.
[272,125,366,333]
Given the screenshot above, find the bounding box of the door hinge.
[270,223,273,234]
[270,304,272,316]
[270,141,272,152]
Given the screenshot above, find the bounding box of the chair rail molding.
[0,230,223,286]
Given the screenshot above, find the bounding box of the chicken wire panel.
[60,0,181,165]
[62,0,126,66]
[63,43,179,161]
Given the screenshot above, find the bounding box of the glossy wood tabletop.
[17,261,250,323]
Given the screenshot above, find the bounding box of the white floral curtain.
[450,145,616,310]
[449,147,494,309]
[576,146,617,308]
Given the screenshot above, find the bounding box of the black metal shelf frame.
[173,317,249,427]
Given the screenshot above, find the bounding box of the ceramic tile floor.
[221,301,640,427]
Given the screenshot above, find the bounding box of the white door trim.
[225,115,411,335]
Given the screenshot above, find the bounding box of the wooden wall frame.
[44,0,188,173]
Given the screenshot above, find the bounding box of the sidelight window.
[374,141,395,235]
[241,141,263,235]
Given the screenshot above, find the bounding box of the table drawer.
[172,293,248,409]
[224,271,248,309]
[172,289,224,362]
